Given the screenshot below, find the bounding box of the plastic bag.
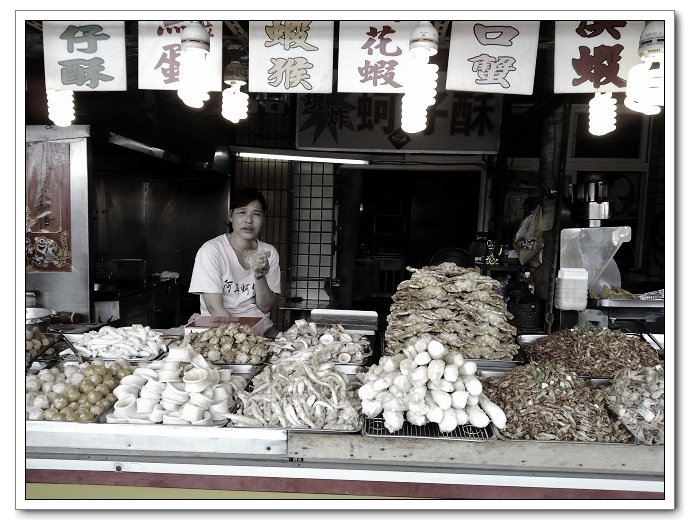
[513,205,544,267]
[246,250,271,275]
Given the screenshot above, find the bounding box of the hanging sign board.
[297,73,502,153]
[43,21,126,91]
[554,20,644,93]
[446,21,540,95]
[249,21,334,93]
[137,21,223,91]
[337,21,418,93]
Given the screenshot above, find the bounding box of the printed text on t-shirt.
[224,279,255,295]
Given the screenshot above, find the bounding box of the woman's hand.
[254,254,270,279]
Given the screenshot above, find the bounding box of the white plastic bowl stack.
[554,268,588,311]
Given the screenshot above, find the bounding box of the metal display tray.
[102,411,229,427]
[479,370,639,445]
[210,363,262,376]
[241,423,363,434]
[361,416,494,441]
[25,333,72,372]
[517,332,665,362]
[310,309,379,330]
[58,333,171,363]
[267,352,371,366]
[470,356,525,370]
[225,364,363,433]
[103,367,256,427]
[590,299,664,308]
[492,428,637,446]
[518,332,665,350]
[267,335,374,366]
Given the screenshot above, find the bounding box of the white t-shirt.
[189,234,281,324]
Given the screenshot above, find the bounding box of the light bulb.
[589,92,617,136]
[46,89,75,127]
[177,21,212,109]
[624,55,664,115]
[221,83,249,123]
[624,20,664,115]
[409,21,439,57]
[400,53,438,134]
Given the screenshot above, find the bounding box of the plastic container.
[559,227,631,291]
[554,267,588,311]
[557,268,589,280]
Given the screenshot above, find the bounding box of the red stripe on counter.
[25,470,664,500]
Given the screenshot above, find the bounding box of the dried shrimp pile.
[603,364,664,445]
[385,263,518,360]
[227,351,361,430]
[521,327,660,378]
[170,323,270,364]
[269,319,371,364]
[481,363,633,443]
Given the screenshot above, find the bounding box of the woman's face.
[230,199,265,240]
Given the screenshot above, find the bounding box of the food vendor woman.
[189,187,281,337]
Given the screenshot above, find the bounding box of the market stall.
[21,15,670,507]
[24,283,666,501]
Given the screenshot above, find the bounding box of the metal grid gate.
[233,159,336,329]
[290,162,336,307]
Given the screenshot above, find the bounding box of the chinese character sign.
[297,73,502,153]
[26,141,72,272]
[554,20,644,93]
[337,21,418,93]
[137,21,223,91]
[446,21,540,95]
[43,21,126,91]
[249,21,334,93]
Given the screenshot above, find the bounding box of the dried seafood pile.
[227,351,361,430]
[521,327,660,378]
[68,324,167,360]
[269,319,371,364]
[170,323,271,364]
[385,263,518,360]
[603,364,664,445]
[481,363,634,443]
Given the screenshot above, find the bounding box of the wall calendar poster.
[26,142,72,272]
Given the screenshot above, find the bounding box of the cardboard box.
[184,315,266,335]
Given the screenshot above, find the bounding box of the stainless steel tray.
[267,352,371,366]
[268,334,374,366]
[471,357,525,370]
[226,364,363,432]
[517,332,665,360]
[59,333,168,363]
[310,309,379,330]
[517,334,546,346]
[492,428,635,445]
[211,363,262,376]
[362,416,494,441]
[519,332,664,348]
[480,370,636,444]
[226,424,361,434]
[590,299,664,308]
[334,363,365,383]
[103,369,253,427]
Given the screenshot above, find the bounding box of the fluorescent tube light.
[233,148,370,165]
